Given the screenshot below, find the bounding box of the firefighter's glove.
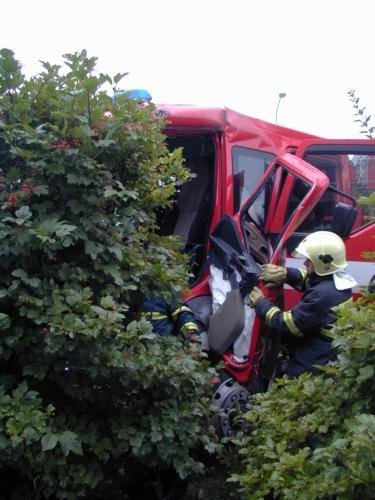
[249,286,265,307]
[182,325,201,344]
[260,264,287,288]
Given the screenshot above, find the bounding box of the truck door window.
[242,166,315,261]
[303,149,375,230]
[232,146,275,212]
[241,170,276,264]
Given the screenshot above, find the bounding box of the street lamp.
[275,92,286,123]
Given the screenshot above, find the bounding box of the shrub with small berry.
[0,48,219,499]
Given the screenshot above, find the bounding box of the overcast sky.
[2,0,374,138]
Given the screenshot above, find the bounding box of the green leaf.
[101,263,124,285]
[15,205,32,220]
[11,268,28,280]
[357,364,374,383]
[0,313,11,329]
[150,430,163,443]
[41,432,59,451]
[66,173,92,186]
[100,295,115,309]
[85,240,103,259]
[59,431,83,456]
[11,269,41,288]
[0,435,8,450]
[103,186,118,198]
[113,72,128,84]
[130,431,146,453]
[108,245,123,261]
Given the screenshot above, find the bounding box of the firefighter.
[249,231,356,377]
[142,297,204,343]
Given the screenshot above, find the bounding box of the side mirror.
[332,202,357,239]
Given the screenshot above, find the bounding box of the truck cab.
[155,104,374,432]
[157,105,374,291]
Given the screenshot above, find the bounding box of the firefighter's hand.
[183,327,201,344]
[186,330,210,358]
[249,286,265,307]
[260,264,287,288]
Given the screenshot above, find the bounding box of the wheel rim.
[211,377,251,436]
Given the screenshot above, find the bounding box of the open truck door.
[209,153,330,436]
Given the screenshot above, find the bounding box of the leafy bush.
[0,48,219,498]
[231,292,375,499]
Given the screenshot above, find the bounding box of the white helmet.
[292,231,347,276]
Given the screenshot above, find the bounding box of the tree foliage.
[0,48,219,498]
[348,89,374,138]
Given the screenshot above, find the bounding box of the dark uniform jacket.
[142,297,201,337]
[254,268,352,377]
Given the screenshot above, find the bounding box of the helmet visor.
[292,248,307,259]
[333,270,357,290]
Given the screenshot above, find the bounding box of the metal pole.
[275,92,286,123]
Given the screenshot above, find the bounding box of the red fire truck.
[154,103,375,435]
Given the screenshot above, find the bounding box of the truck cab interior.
[156,134,216,282]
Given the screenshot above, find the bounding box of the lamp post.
[275,92,286,123]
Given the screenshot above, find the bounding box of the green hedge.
[232,292,375,499]
[0,48,219,498]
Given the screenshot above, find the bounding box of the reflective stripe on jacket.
[142,298,200,337]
